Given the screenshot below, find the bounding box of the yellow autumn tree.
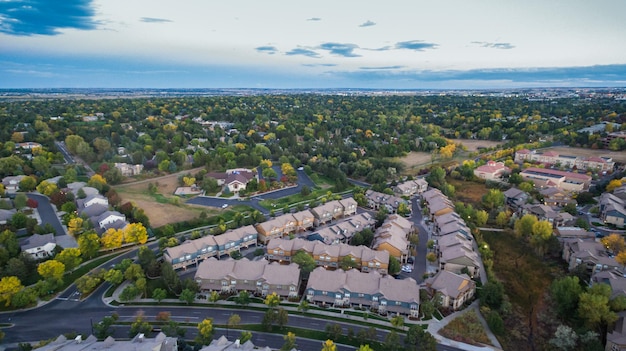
[101,228,123,249]
[124,223,148,244]
[37,260,65,281]
[67,217,85,236]
[0,276,24,306]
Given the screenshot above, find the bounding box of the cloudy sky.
[1,0,625,89]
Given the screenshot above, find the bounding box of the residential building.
[35,333,177,351]
[540,187,575,207]
[198,336,271,351]
[307,212,374,244]
[77,194,109,209]
[20,233,56,259]
[393,178,428,197]
[555,227,595,240]
[439,245,481,278]
[520,167,592,192]
[306,267,420,316]
[114,162,144,176]
[255,212,302,244]
[604,131,626,148]
[503,187,529,210]
[562,239,621,275]
[365,190,408,213]
[520,204,574,227]
[195,258,300,298]
[266,238,389,274]
[473,160,510,181]
[2,175,25,193]
[425,270,476,311]
[606,311,626,351]
[372,215,414,263]
[164,225,258,269]
[599,193,626,228]
[515,149,614,172]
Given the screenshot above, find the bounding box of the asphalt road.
[27,193,67,236]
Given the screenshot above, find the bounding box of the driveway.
[27,193,67,236]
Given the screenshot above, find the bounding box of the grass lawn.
[439,309,492,346]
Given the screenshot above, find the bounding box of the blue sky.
[1,0,626,89]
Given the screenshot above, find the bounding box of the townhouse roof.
[195,258,300,287]
[434,212,462,227]
[503,187,527,199]
[79,203,108,218]
[421,188,444,201]
[338,197,358,209]
[291,210,314,223]
[438,233,473,250]
[426,270,475,298]
[440,246,480,266]
[438,221,471,236]
[379,275,420,303]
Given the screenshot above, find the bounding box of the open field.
[447,178,489,205]
[396,151,433,170]
[114,168,211,228]
[452,139,505,152]
[537,146,626,163]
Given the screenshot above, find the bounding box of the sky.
[1,0,626,89]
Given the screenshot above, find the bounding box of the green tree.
[119,284,139,302]
[75,274,102,295]
[276,307,289,328]
[326,323,343,340]
[179,288,196,305]
[481,189,505,211]
[152,288,167,303]
[474,210,488,227]
[339,255,357,271]
[104,269,124,285]
[124,263,144,282]
[514,214,538,238]
[298,299,310,314]
[548,324,578,351]
[239,331,253,343]
[228,313,241,329]
[77,231,100,259]
[358,346,374,351]
[405,325,437,351]
[94,314,119,339]
[18,176,37,192]
[388,256,401,275]
[390,315,404,329]
[384,330,402,351]
[529,220,554,256]
[480,280,504,310]
[234,291,251,306]
[56,248,82,271]
[129,312,152,337]
[495,211,510,227]
[550,276,583,320]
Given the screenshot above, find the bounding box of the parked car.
[221,204,228,209]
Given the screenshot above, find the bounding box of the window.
[335,294,342,299]
[290,286,296,291]
[345,293,350,298]
[372,296,378,302]
[256,281,262,286]
[276,285,282,289]
[221,281,228,286]
[396,301,402,305]
[185,255,191,260]
[381,300,387,306]
[231,280,237,285]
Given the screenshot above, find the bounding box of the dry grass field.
[453,139,505,152]
[538,146,626,163]
[114,168,210,228]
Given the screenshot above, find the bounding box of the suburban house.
[393,178,428,197]
[194,258,300,298]
[519,167,592,192]
[20,233,57,259]
[562,239,622,276]
[372,215,414,263]
[0,208,16,225]
[306,267,420,317]
[520,204,574,227]
[425,270,476,311]
[163,225,258,269]
[555,227,595,240]
[113,162,144,177]
[599,192,626,228]
[606,312,626,351]
[514,149,615,172]
[2,175,25,194]
[266,238,389,274]
[540,187,575,207]
[614,185,626,201]
[473,160,510,181]
[205,168,257,193]
[77,194,109,209]
[365,190,409,214]
[92,211,127,233]
[503,187,529,210]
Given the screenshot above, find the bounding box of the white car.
[221,204,228,209]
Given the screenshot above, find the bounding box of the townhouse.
[255,210,314,244]
[520,204,574,227]
[372,215,414,263]
[393,178,428,198]
[539,187,575,207]
[163,225,258,269]
[266,238,389,274]
[562,239,622,276]
[422,189,455,220]
[305,267,420,317]
[307,212,374,244]
[425,270,476,311]
[195,258,300,298]
[503,187,529,210]
[439,245,481,278]
[515,149,614,172]
[599,192,626,228]
[364,190,409,214]
[310,198,358,226]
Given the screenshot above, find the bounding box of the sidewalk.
[105,284,503,350]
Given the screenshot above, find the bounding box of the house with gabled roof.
[503,187,529,210]
[562,239,622,275]
[393,178,428,197]
[305,268,420,316]
[20,233,56,259]
[425,270,476,311]
[599,193,626,228]
[364,190,408,214]
[439,246,481,278]
[195,258,300,298]
[473,161,510,181]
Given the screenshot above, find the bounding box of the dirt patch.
[452,139,505,152]
[114,168,208,228]
[396,151,433,170]
[538,146,626,163]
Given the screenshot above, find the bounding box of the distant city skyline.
[1,0,625,89]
